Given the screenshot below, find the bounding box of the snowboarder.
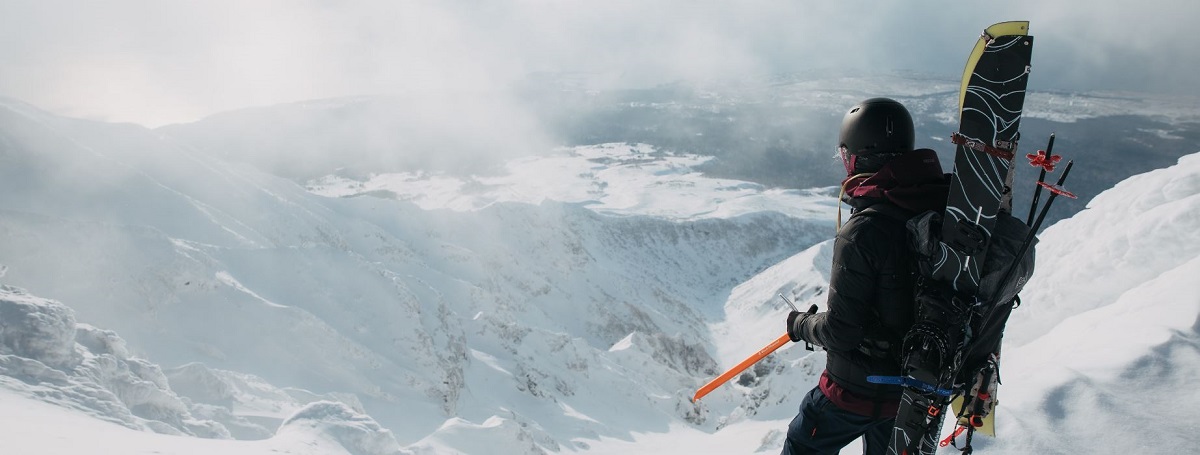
[782,98,950,455]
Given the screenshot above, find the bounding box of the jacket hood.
[841,148,950,213]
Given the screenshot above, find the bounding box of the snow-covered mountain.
[0,97,833,453]
[2,84,1199,455]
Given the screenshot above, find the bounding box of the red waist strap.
[818,370,900,418]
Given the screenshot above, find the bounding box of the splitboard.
[887,21,1034,455]
[938,20,1033,292]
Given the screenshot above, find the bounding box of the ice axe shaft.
[692,333,791,402]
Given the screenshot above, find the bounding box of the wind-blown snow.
[2,90,1199,455]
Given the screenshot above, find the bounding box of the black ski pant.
[781,386,895,455]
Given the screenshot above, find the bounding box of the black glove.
[786,304,819,343]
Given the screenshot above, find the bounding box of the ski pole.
[1026,133,1055,225]
[992,160,1075,303]
[692,333,791,402]
[1029,160,1075,234]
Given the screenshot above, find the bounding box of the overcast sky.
[1,0,1195,127]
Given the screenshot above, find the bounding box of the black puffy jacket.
[794,199,919,399]
[793,149,949,401]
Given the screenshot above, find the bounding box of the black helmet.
[838,98,914,174]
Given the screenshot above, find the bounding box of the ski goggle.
[836,147,905,175]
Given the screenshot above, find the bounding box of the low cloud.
[0,0,1194,127]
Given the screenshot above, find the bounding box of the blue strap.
[867,375,954,396]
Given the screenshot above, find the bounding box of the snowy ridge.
[0,285,397,455]
[1008,153,1200,346]
[985,152,1200,453]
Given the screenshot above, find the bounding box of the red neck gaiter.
[842,148,950,213]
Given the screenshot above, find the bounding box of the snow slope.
[0,386,401,455]
[0,284,401,455]
[984,152,1200,453]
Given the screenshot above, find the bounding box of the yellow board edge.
[957,21,1031,114]
[950,394,997,437]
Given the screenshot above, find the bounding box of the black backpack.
[859,204,1036,388]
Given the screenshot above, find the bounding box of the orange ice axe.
[692,294,816,402]
[692,332,792,402]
